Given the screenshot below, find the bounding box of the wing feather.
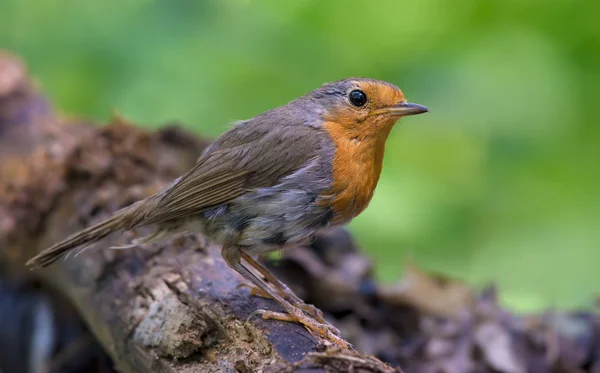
[139,115,327,226]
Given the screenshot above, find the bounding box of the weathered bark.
[0,52,398,373]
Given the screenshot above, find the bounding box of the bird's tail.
[26,196,159,269]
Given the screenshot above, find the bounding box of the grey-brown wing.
[141,120,323,225]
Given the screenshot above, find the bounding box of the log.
[4,50,600,373]
[0,51,399,373]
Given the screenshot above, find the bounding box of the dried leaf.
[378,259,474,320]
[474,321,526,373]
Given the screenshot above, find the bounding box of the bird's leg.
[222,246,349,349]
[240,251,326,323]
[234,282,272,298]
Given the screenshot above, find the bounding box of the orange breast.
[322,121,391,224]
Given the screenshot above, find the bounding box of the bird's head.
[310,78,428,141]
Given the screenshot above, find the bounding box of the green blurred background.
[2,0,598,312]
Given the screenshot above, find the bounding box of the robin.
[26,78,428,348]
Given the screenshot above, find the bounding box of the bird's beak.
[389,102,429,116]
[371,102,429,117]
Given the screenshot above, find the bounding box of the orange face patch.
[357,80,405,111]
[319,80,408,223]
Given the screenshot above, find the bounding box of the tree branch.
[3,50,598,373]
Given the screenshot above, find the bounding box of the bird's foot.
[235,283,326,323]
[249,308,350,349]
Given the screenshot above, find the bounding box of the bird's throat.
[322,121,392,224]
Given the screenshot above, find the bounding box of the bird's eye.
[349,90,367,107]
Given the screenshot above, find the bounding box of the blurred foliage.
[1,0,598,311]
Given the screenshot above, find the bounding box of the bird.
[26,78,428,348]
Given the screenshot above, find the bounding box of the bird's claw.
[237,283,326,323]
[248,308,349,349]
[297,303,326,323]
